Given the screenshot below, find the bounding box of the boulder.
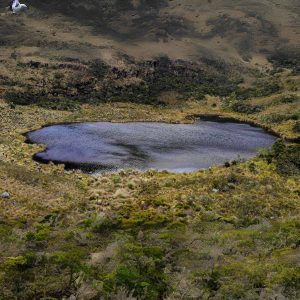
[1,192,10,199]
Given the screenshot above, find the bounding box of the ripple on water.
[26,121,276,173]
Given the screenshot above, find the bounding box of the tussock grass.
[0,71,299,299]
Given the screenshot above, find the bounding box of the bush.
[261,111,300,124]
[260,140,300,175]
[1,252,37,297]
[269,48,300,74]
[272,94,299,105]
[293,121,300,133]
[51,249,86,289]
[236,78,280,100]
[103,243,169,299]
[2,254,35,272]
[4,92,81,111]
[230,101,262,114]
[26,225,50,243]
[89,59,110,79]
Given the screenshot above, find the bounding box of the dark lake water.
[26,121,276,173]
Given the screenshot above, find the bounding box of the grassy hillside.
[0,83,299,299]
[0,1,299,299]
[1,0,300,65]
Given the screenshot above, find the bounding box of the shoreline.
[24,118,278,173]
[23,112,299,143]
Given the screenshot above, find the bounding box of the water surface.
[26,121,276,173]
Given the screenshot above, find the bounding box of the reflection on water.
[26,121,276,173]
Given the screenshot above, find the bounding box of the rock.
[1,192,10,199]
[90,242,118,265]
[140,201,149,210]
[90,252,106,265]
[76,283,98,300]
[184,209,193,217]
[212,188,219,193]
[137,230,144,240]
[227,182,236,189]
[266,184,273,191]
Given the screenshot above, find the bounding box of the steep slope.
[1,0,300,65]
[0,0,299,108]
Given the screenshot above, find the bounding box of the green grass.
[0,68,299,299]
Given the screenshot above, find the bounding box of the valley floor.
[0,1,300,298]
[0,94,299,299]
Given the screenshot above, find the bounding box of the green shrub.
[194,270,221,292]
[273,267,300,291]
[83,213,122,233]
[102,243,169,299]
[1,252,37,297]
[272,94,299,105]
[211,173,239,192]
[261,111,300,123]
[236,79,280,100]
[121,210,171,229]
[4,92,81,111]
[26,225,50,243]
[230,101,262,114]
[260,140,300,175]
[293,121,300,133]
[2,254,35,272]
[51,249,86,288]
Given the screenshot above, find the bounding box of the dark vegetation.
[29,0,196,41]
[228,101,263,114]
[4,56,239,109]
[203,13,278,58]
[294,122,300,133]
[5,92,82,111]
[269,48,300,74]
[5,54,295,114]
[260,139,300,176]
[235,78,281,100]
[261,111,300,124]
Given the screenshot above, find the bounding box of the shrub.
[51,249,86,288]
[194,269,221,292]
[1,252,37,296]
[103,243,169,299]
[89,59,110,79]
[236,79,280,100]
[230,101,262,114]
[261,111,300,123]
[272,94,299,105]
[273,267,300,297]
[2,254,34,272]
[4,92,81,111]
[83,213,122,233]
[293,121,300,133]
[26,225,50,243]
[260,140,300,175]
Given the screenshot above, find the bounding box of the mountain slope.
[0,0,300,66]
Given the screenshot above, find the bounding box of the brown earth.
[0,0,299,68]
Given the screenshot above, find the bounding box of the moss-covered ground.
[0,71,299,299]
